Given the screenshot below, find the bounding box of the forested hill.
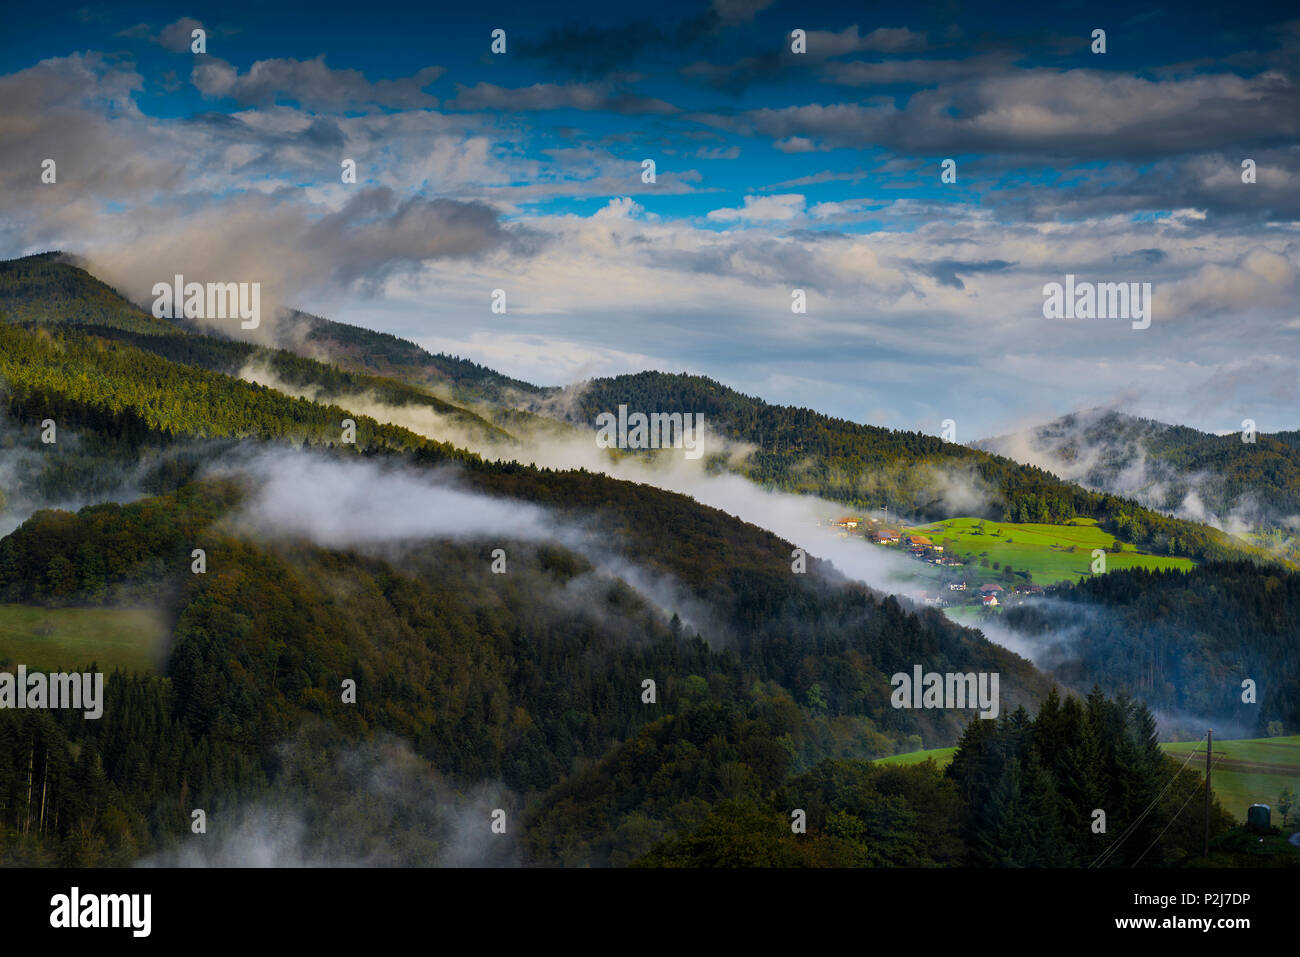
[0,282,1056,863]
[0,252,181,336]
[283,308,553,404]
[1,252,1285,573]
[0,253,513,445]
[561,372,1284,567]
[0,253,1284,572]
[999,561,1300,736]
[976,408,1300,534]
[0,312,1046,724]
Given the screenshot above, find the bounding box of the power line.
[1091,739,1202,868]
[1131,754,1225,868]
[1089,734,1204,868]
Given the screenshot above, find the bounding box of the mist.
[244,374,930,595]
[976,407,1300,558]
[141,734,519,867]
[204,445,727,640]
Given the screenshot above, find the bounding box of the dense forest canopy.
[564,372,1285,567]
[978,409,1300,545]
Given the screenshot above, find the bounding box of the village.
[822,514,1046,614]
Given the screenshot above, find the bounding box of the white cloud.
[773,136,819,153]
[706,193,806,222]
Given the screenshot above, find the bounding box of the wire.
[1131,754,1225,868]
[1089,734,1205,868]
[1092,739,1203,868]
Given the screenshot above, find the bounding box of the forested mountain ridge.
[0,252,182,337]
[559,372,1286,567]
[0,253,1059,863]
[0,454,1051,863]
[64,323,515,446]
[0,253,514,444]
[284,308,553,404]
[0,322,473,456]
[976,408,1300,537]
[1,254,1283,571]
[999,561,1300,736]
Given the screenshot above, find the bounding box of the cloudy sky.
[2,0,1298,439]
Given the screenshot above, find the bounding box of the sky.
[1,0,1298,440]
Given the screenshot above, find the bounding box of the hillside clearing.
[909,516,1195,585]
[0,604,168,674]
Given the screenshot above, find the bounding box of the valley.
[0,254,1293,869]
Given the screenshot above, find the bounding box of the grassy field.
[0,604,169,674]
[908,516,1195,585]
[878,736,1300,828]
[1163,736,1300,825]
[876,746,957,767]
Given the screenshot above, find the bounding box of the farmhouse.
[979,583,1004,595]
[982,594,999,607]
[832,517,861,529]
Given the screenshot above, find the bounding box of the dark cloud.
[710,0,776,27]
[514,1,773,79]
[517,21,679,79]
[192,56,444,110]
[445,81,677,115]
[309,189,519,287]
[984,151,1300,223]
[697,67,1300,160]
[918,259,1016,289]
[156,16,205,52]
[821,53,1013,87]
[116,16,206,52]
[1113,248,1168,267]
[684,25,932,95]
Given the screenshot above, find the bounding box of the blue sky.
[2,0,1298,439]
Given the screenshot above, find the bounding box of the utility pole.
[1204,728,1212,859]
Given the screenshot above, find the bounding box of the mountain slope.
[998,561,1300,736]
[556,372,1285,567]
[0,252,182,336]
[5,254,1278,569]
[0,253,515,445]
[975,408,1300,541]
[0,252,1286,869]
[285,308,552,404]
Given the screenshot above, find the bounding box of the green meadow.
[909,516,1195,585]
[879,737,1300,828]
[0,604,169,674]
[876,746,958,768]
[1163,736,1300,825]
